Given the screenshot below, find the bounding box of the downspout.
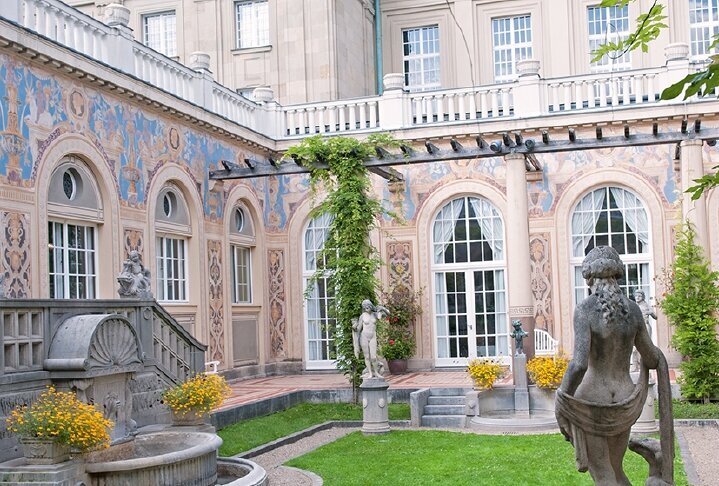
[375,0,383,94]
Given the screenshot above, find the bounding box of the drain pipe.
[375,0,383,95]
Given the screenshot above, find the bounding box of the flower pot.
[19,438,70,465]
[387,359,408,374]
[171,409,208,426]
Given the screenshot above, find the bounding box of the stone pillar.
[378,73,406,130]
[513,60,543,118]
[680,140,709,249]
[504,153,535,358]
[513,353,529,418]
[360,377,390,434]
[631,373,658,434]
[104,4,135,75]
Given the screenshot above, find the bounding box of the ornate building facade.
[1,1,718,377]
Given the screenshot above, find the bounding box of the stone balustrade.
[0,2,706,141]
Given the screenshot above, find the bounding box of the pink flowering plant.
[379,285,422,361]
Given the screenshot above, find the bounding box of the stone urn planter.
[19,438,70,465]
[171,409,208,426]
[387,359,408,374]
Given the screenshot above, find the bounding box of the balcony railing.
[0,3,707,142]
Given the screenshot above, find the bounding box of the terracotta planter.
[171,409,207,426]
[19,437,70,465]
[387,359,408,374]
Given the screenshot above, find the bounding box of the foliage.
[379,286,422,361]
[286,431,688,486]
[162,374,232,415]
[656,399,719,420]
[217,402,410,456]
[284,134,400,390]
[466,358,504,390]
[658,223,719,402]
[527,356,569,390]
[590,1,667,64]
[6,386,113,451]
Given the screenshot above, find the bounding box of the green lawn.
[217,402,410,456]
[287,430,688,486]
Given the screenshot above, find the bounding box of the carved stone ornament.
[117,250,153,299]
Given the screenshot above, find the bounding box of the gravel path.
[250,424,718,485]
[677,426,719,486]
[250,426,358,485]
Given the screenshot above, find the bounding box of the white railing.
[211,84,258,127]
[534,329,559,356]
[132,43,197,101]
[282,97,380,137]
[406,85,513,126]
[18,0,114,65]
[544,67,663,113]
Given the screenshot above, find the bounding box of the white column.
[504,153,535,358]
[680,139,709,249]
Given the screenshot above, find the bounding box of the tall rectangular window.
[231,245,252,303]
[690,0,719,59]
[588,4,631,72]
[143,11,177,57]
[492,15,533,83]
[48,222,96,299]
[402,25,440,92]
[156,236,187,301]
[235,0,269,49]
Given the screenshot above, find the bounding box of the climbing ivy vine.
[285,134,400,391]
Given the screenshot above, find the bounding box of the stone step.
[427,395,465,406]
[424,404,465,415]
[428,387,471,396]
[421,414,466,428]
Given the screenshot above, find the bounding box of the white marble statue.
[352,300,389,379]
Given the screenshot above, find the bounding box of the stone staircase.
[419,388,468,428]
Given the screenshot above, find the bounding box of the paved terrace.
[218,370,679,410]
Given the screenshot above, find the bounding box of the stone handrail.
[405,84,514,126]
[282,96,381,138]
[0,299,206,385]
[132,42,199,102]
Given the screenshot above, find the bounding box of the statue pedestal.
[360,377,390,435]
[631,372,658,434]
[513,353,530,418]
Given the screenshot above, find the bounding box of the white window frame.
[402,25,441,92]
[48,221,97,299]
[303,213,336,370]
[492,14,533,83]
[235,0,270,49]
[430,197,510,367]
[689,0,719,60]
[587,4,631,72]
[569,187,655,339]
[156,235,188,302]
[231,244,252,304]
[142,10,177,58]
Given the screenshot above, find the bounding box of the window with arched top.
[155,185,190,302]
[229,204,255,304]
[431,196,508,366]
[303,213,336,368]
[47,158,102,299]
[570,186,653,305]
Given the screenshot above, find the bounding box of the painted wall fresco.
[529,233,554,335]
[0,211,30,298]
[0,52,301,231]
[207,240,225,364]
[268,249,287,358]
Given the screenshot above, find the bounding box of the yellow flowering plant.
[467,358,505,390]
[5,386,113,451]
[527,355,569,390]
[162,373,232,416]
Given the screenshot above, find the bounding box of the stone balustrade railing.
[0,2,707,141]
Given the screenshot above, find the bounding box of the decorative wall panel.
[0,211,30,298]
[387,241,413,290]
[268,249,286,358]
[123,228,144,259]
[207,240,225,364]
[529,233,554,334]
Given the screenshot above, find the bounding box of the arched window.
[570,186,652,304]
[47,158,101,299]
[431,196,508,366]
[303,213,336,369]
[155,185,190,302]
[229,204,255,304]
